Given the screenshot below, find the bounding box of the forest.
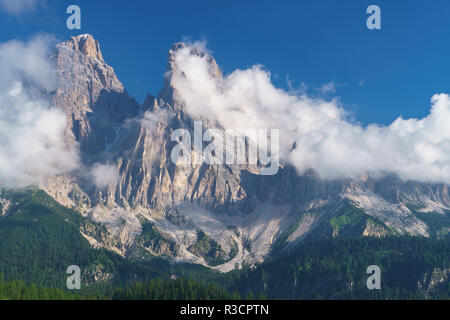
[1,188,449,300]
[1,236,449,300]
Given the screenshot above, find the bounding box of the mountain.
[24,34,450,273]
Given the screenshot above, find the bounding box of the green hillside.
[0,188,216,290]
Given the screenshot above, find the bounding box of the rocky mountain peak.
[55,33,123,95]
[52,34,138,153]
[68,34,104,61]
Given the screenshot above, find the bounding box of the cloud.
[0,35,79,188]
[141,109,173,129]
[170,43,450,184]
[319,81,336,94]
[0,0,38,15]
[90,163,119,188]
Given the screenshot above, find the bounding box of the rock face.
[52,34,140,155]
[41,34,450,272]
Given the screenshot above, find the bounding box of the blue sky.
[1,0,450,125]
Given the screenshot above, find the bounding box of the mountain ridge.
[28,34,450,272]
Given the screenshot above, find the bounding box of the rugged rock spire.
[70,34,104,61]
[52,34,139,155]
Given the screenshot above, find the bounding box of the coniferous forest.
[0,237,449,300]
[0,189,449,300]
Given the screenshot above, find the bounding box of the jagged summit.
[52,34,138,153]
[64,34,104,61]
[55,33,122,93]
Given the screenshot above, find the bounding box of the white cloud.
[141,109,173,129]
[0,35,79,188]
[170,43,450,184]
[90,163,119,188]
[0,0,38,15]
[319,81,336,94]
